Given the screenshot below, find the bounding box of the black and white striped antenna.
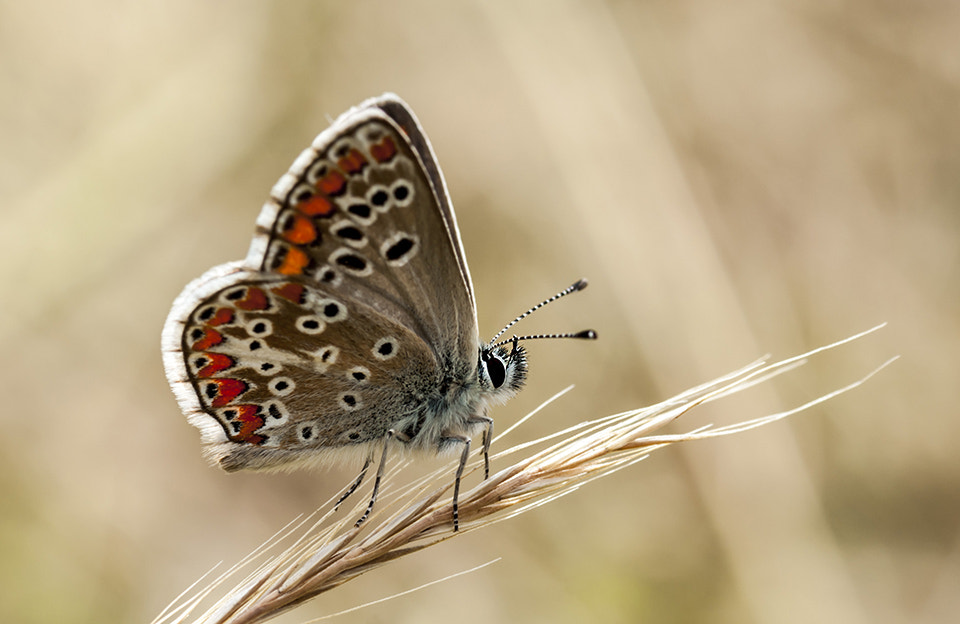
[488,278,597,348]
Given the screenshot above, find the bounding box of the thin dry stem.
[153,325,892,624]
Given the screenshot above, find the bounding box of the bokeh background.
[2,1,957,623]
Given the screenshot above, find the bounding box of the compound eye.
[485,354,507,389]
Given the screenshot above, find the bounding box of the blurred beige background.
[2,1,957,623]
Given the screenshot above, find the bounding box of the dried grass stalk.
[154,325,893,624]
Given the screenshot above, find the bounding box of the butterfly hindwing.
[168,273,442,470]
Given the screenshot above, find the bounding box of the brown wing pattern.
[163,98,482,471]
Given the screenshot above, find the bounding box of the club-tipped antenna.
[488,278,592,346]
[492,329,597,350]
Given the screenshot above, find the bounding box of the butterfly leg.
[355,430,394,528]
[440,434,472,532]
[335,454,372,510]
[467,416,494,479]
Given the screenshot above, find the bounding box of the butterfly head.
[477,337,528,404]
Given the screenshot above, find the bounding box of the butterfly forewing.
[375,98,476,314]
[250,105,477,360]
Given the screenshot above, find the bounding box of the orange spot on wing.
[207,308,234,327]
[281,214,318,245]
[236,287,269,310]
[228,404,267,445]
[272,282,306,304]
[275,246,310,276]
[197,353,235,378]
[208,378,248,407]
[317,170,347,196]
[191,328,223,351]
[370,135,397,163]
[297,195,335,217]
[337,148,368,175]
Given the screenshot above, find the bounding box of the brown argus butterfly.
[161,94,595,530]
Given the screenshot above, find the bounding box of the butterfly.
[161,94,595,530]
